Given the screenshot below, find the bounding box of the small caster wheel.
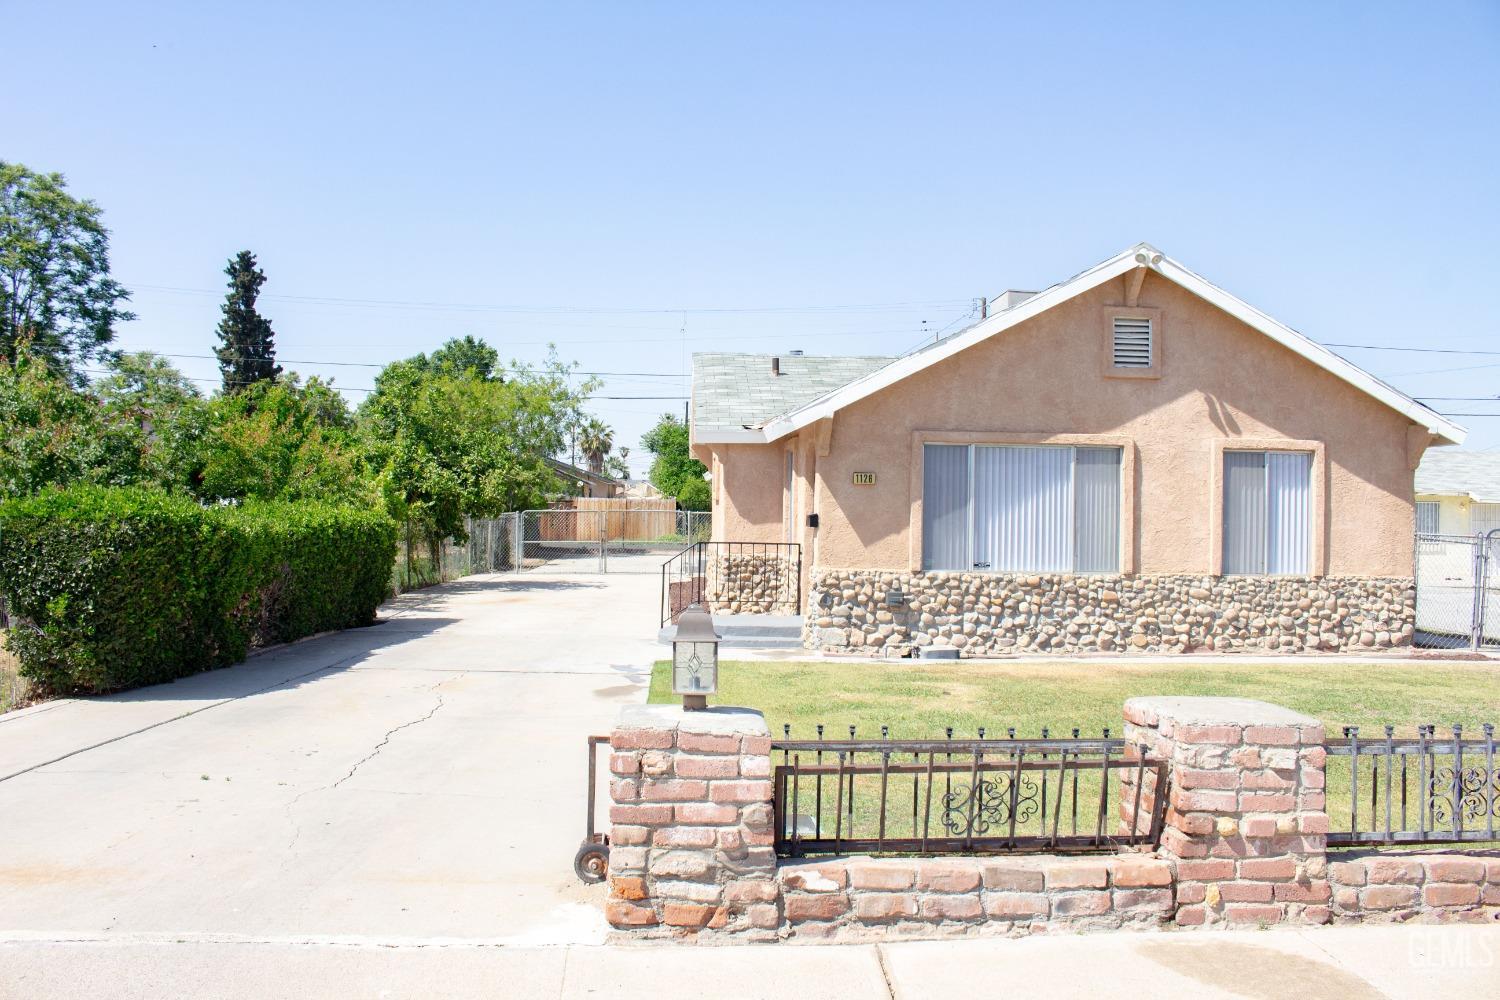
[573,842,609,884]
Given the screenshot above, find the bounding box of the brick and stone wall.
[1122,697,1332,927]
[778,854,1174,941]
[804,570,1415,656]
[1330,853,1500,923]
[606,699,1497,943]
[606,705,780,939]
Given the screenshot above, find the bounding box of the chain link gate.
[1415,530,1500,650]
[519,509,708,574]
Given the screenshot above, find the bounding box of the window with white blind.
[921,444,1122,573]
[1222,451,1312,575]
[1415,501,1439,536]
[1111,317,1153,368]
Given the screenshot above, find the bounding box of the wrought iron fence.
[660,541,802,626]
[1325,724,1498,846]
[1414,530,1500,649]
[770,729,1166,857]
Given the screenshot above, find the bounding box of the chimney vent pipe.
[771,357,781,376]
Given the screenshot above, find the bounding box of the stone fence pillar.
[1123,696,1330,927]
[605,705,779,939]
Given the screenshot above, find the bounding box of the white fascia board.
[1150,256,1467,446]
[758,247,1144,441]
[756,243,1466,447]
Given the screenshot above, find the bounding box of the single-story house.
[547,457,623,499]
[1414,450,1500,537]
[689,243,1466,655]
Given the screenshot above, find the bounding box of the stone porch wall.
[804,570,1415,656]
[705,555,799,616]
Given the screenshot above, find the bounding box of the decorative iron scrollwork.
[1428,767,1500,826]
[940,773,1041,836]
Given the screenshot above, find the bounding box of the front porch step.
[658,614,804,648]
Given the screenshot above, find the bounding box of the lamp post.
[670,603,720,711]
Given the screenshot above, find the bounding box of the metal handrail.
[659,541,802,627]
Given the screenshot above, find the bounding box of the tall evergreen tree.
[213,251,280,393]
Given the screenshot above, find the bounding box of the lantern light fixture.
[670,603,720,711]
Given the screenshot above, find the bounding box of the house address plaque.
[852,472,876,486]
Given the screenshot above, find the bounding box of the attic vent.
[1111,317,1153,368]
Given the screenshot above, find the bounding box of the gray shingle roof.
[1416,450,1500,503]
[692,352,894,434]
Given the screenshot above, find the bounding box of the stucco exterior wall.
[717,272,1421,581]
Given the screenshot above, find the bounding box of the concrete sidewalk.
[3,924,1496,999]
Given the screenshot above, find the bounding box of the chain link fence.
[392,514,521,595]
[1414,531,1500,650]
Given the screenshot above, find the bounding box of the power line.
[1327,343,1500,356]
[123,282,972,316]
[80,368,686,399]
[130,350,688,378]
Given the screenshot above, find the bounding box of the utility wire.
[80,368,686,399]
[123,282,971,315]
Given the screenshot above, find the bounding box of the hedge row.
[0,486,396,694]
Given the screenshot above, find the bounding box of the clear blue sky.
[6,2,1499,471]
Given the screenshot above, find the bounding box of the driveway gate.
[1415,530,1500,649]
[519,509,708,574]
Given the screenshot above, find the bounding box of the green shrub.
[0,486,396,694]
[676,477,711,512]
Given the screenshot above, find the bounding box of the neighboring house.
[689,243,1466,656]
[622,478,666,501]
[1414,450,1500,537]
[546,457,623,499]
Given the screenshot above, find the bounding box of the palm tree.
[578,418,614,476]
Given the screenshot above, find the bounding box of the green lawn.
[647,658,1500,740]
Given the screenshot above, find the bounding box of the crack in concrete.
[331,686,451,789]
[283,675,463,851]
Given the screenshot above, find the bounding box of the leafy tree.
[0,162,134,382]
[214,251,281,393]
[416,335,502,381]
[0,349,162,496]
[642,413,707,500]
[359,346,593,544]
[577,416,614,475]
[197,375,370,505]
[94,352,208,492]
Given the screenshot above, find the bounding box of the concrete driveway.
[0,572,661,949]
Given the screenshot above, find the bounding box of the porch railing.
[1325,724,1498,846]
[771,730,1167,857]
[659,541,802,627]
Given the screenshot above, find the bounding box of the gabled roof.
[1416,450,1500,502]
[692,352,894,441]
[693,243,1465,447]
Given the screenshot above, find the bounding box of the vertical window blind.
[1222,451,1312,575]
[921,444,1122,573]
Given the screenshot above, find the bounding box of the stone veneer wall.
[706,554,799,616]
[804,570,1415,656]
